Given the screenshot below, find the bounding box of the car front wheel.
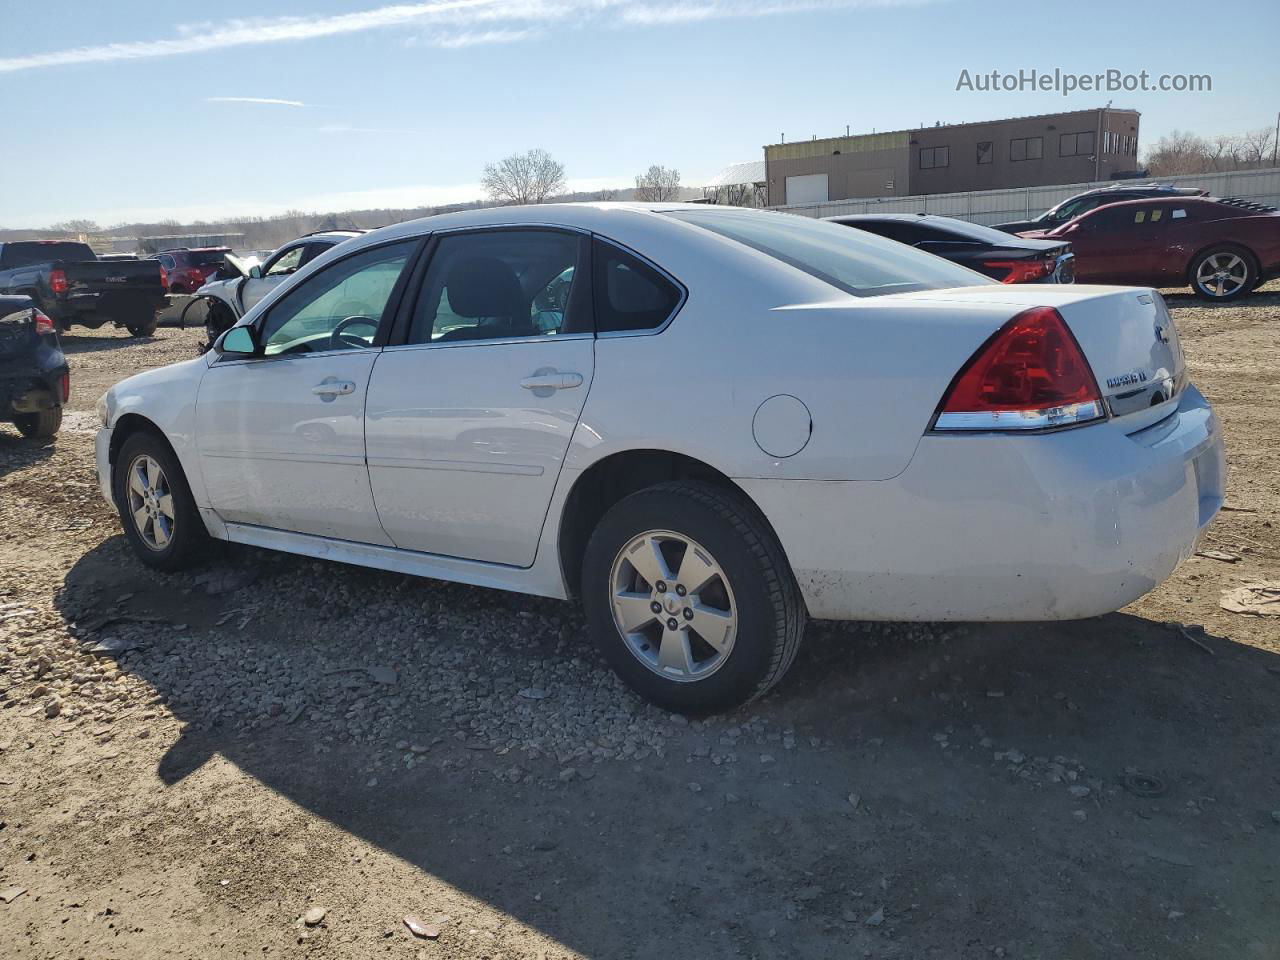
[581,481,805,714]
[113,432,209,570]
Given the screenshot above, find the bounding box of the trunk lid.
[61,258,165,297]
[887,284,1185,430]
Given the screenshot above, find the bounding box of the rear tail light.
[49,268,69,295]
[61,372,70,403]
[159,266,169,289]
[934,306,1105,431]
[983,258,1056,284]
[33,309,55,335]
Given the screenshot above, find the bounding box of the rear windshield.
[188,251,230,266]
[664,210,991,297]
[0,242,96,268]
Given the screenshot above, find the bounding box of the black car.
[0,295,69,439]
[826,213,1074,284]
[992,184,1207,235]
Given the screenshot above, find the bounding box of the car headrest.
[445,256,525,321]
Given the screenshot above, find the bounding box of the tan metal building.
[765,108,1141,206]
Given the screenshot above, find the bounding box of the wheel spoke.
[133,505,151,534]
[677,545,718,595]
[688,603,734,653]
[613,592,658,634]
[157,494,175,519]
[152,516,171,547]
[145,457,160,490]
[657,627,695,675]
[626,536,674,588]
[1215,276,1225,296]
[129,464,148,497]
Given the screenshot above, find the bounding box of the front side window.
[919,146,949,170]
[265,246,305,277]
[258,241,415,356]
[407,230,588,344]
[666,209,991,297]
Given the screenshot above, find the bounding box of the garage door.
[785,174,829,204]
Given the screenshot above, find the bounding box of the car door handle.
[312,379,356,397]
[519,371,584,391]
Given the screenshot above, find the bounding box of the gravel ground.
[2,287,1279,959]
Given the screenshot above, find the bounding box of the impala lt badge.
[1106,369,1151,390]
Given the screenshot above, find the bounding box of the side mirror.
[248,265,263,280]
[219,326,256,356]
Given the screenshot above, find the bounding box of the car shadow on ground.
[0,428,56,479]
[57,332,155,355]
[53,538,1280,959]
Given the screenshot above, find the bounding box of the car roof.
[341,202,710,249]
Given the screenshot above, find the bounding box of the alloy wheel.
[608,530,738,682]
[126,454,175,551]
[1195,252,1249,298]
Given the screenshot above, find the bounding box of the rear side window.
[666,209,991,297]
[593,240,683,333]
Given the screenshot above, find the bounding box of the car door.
[364,228,595,567]
[1070,205,1175,285]
[196,238,419,543]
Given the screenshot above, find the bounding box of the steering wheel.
[330,315,378,350]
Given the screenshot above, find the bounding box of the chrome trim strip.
[366,456,545,476]
[379,332,593,354]
[933,401,1105,432]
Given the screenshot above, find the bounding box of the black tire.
[126,317,159,338]
[1189,245,1257,301]
[14,407,61,439]
[204,301,236,345]
[581,481,805,714]
[113,431,210,571]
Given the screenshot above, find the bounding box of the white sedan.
[95,204,1225,712]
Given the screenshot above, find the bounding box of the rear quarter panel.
[571,220,1019,482]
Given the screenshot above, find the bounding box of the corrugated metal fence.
[771,167,1280,224]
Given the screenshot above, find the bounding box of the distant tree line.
[1143,126,1278,177]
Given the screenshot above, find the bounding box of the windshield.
[665,209,992,297]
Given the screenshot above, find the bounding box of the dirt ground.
[2,287,1278,960]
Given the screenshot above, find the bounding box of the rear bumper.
[739,385,1225,621]
[0,348,68,415]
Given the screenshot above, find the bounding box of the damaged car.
[1,295,69,439]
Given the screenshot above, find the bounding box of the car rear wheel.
[126,318,159,338]
[581,481,805,714]
[13,407,61,439]
[113,432,209,571]
[1190,246,1256,301]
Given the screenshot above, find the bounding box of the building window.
[919,146,949,170]
[1059,131,1096,157]
[976,141,993,165]
[1009,136,1043,162]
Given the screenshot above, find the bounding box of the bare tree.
[50,218,102,235]
[1144,126,1278,176]
[633,165,682,202]
[481,148,566,205]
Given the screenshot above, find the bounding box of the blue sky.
[2,0,1277,228]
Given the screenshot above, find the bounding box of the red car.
[152,247,232,294]
[1023,196,1280,301]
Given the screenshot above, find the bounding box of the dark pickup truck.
[0,295,68,439]
[0,240,166,337]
